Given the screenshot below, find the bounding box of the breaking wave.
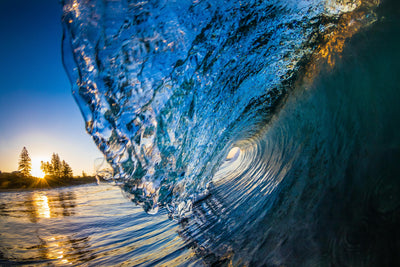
[62,0,400,265]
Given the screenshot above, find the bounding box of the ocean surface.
[0,184,202,266]
[6,0,397,265]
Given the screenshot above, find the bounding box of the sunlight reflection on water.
[34,193,51,219]
[0,184,201,266]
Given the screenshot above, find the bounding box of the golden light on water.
[301,2,379,88]
[226,147,241,160]
[46,236,71,264]
[33,193,51,218]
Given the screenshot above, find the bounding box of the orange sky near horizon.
[0,129,104,176]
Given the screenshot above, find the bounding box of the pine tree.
[61,160,73,178]
[51,153,62,178]
[40,153,74,179]
[40,161,52,176]
[18,147,31,177]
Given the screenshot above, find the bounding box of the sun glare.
[31,158,46,178]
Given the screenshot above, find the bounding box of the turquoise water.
[43,0,400,265]
[2,1,400,264]
[0,184,202,266]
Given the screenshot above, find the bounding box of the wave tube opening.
[62,0,400,265]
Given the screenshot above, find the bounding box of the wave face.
[62,0,400,265]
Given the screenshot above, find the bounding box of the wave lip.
[61,0,400,265]
[62,0,379,213]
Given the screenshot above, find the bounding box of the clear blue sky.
[0,0,103,176]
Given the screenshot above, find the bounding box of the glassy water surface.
[0,184,201,266]
[2,0,399,266]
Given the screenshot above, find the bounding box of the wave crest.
[62,0,379,214]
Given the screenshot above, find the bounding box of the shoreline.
[0,182,98,192]
[0,174,100,192]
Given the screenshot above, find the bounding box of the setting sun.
[31,157,46,178]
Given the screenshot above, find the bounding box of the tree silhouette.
[61,160,73,178]
[51,153,62,178]
[41,153,74,179]
[18,147,31,177]
[40,161,52,175]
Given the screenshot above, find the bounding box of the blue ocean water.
[60,0,400,265]
[0,184,202,266]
